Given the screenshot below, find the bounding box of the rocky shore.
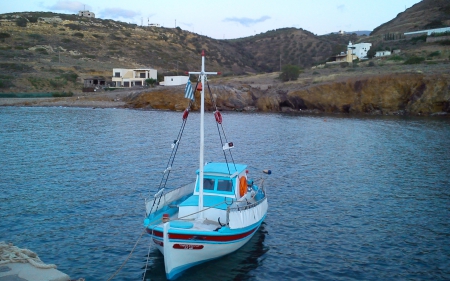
[2,68,450,116]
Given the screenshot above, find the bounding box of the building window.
[115,72,120,77]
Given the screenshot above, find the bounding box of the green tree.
[279,64,300,81]
[367,48,376,59]
[145,78,157,87]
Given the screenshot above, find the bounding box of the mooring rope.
[0,241,57,269]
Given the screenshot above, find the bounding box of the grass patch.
[0,63,33,72]
[73,32,84,38]
[404,56,425,65]
[387,55,404,61]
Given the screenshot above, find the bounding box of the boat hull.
[146,217,265,280]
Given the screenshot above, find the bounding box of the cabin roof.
[198,162,247,176]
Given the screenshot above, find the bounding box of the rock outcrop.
[123,73,450,115]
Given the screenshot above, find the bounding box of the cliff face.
[124,74,450,115]
[284,74,450,115]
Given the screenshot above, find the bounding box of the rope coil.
[0,241,57,269]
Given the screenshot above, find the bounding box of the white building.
[161,76,189,86]
[78,10,95,18]
[112,68,157,87]
[348,41,372,60]
[375,51,392,58]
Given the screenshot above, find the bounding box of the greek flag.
[184,80,194,101]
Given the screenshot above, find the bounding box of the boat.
[143,50,270,280]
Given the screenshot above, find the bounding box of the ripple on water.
[0,108,449,280]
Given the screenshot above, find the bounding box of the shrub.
[404,56,425,64]
[16,17,27,27]
[428,51,440,58]
[340,62,349,68]
[388,55,404,61]
[411,35,427,44]
[59,72,78,83]
[64,23,81,30]
[0,78,14,88]
[35,47,48,55]
[404,56,425,65]
[61,38,71,43]
[368,61,376,67]
[73,32,84,38]
[279,64,301,81]
[0,33,11,39]
[28,34,43,41]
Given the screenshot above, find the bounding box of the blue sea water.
[1,107,449,281]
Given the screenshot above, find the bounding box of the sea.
[1,106,449,281]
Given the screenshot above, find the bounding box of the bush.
[368,61,376,67]
[35,47,48,55]
[340,62,349,68]
[279,64,301,81]
[388,55,404,61]
[404,56,425,65]
[0,33,11,39]
[16,17,27,27]
[428,51,440,58]
[0,79,14,88]
[64,24,81,30]
[73,32,84,38]
[145,78,157,87]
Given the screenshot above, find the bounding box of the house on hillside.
[375,51,391,58]
[161,76,189,86]
[83,77,108,92]
[111,68,157,87]
[78,10,95,18]
[348,41,372,60]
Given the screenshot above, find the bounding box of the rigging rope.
[206,80,237,174]
[147,83,199,216]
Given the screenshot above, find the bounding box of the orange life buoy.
[239,177,247,197]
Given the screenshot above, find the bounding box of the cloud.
[337,4,345,12]
[48,1,88,12]
[99,8,140,19]
[223,16,270,27]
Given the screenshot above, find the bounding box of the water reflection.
[142,224,268,281]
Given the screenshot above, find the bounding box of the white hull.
[160,219,264,279]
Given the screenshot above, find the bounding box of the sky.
[1,0,422,39]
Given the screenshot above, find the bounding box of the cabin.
[111,68,157,87]
[178,163,250,222]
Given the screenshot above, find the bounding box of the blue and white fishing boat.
[143,51,270,280]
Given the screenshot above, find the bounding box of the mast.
[188,50,218,220]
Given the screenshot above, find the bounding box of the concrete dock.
[0,242,71,281]
[0,263,70,281]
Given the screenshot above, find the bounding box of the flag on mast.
[184,80,194,100]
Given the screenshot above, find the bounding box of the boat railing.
[145,182,195,216]
[226,196,267,228]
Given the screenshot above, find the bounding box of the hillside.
[371,0,450,36]
[0,11,358,92]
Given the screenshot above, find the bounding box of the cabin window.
[203,178,215,190]
[196,177,234,194]
[217,179,233,192]
[114,72,120,77]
